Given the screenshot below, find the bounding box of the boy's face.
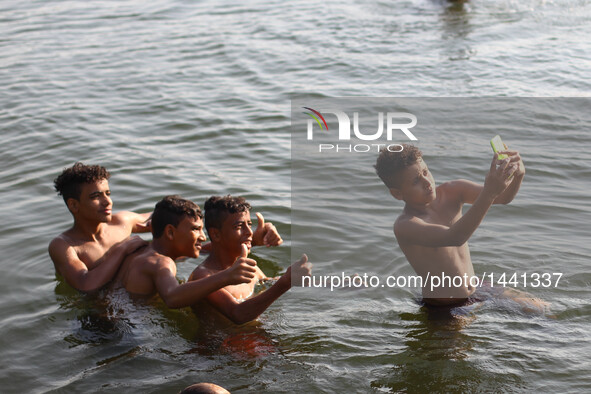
[392,159,436,205]
[218,210,253,256]
[173,216,207,258]
[71,179,112,222]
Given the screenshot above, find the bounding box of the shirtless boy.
[114,195,258,308]
[49,163,151,292]
[375,144,543,308]
[189,195,312,325]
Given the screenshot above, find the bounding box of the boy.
[189,195,311,325]
[375,144,530,306]
[49,163,281,293]
[113,195,257,308]
[49,163,151,292]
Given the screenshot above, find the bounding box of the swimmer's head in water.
[179,382,230,394]
[152,195,202,239]
[203,195,251,234]
[374,144,423,189]
[53,162,110,204]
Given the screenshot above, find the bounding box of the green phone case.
[490,135,508,160]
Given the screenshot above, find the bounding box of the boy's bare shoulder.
[110,211,136,226]
[436,180,465,194]
[189,264,215,281]
[48,233,73,258]
[439,179,487,208]
[440,179,480,199]
[394,211,422,234]
[49,232,69,247]
[131,249,174,273]
[48,230,81,253]
[392,181,458,235]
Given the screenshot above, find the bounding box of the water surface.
[1,0,590,392]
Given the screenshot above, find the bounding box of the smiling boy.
[49,163,151,292]
[189,195,311,325]
[113,196,257,308]
[375,144,528,305]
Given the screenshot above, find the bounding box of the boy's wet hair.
[152,195,202,238]
[54,162,111,203]
[204,195,251,233]
[374,144,423,188]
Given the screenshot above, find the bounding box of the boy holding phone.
[375,142,546,311]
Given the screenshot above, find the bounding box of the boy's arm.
[49,236,146,293]
[457,150,525,205]
[153,254,257,309]
[396,156,516,247]
[198,255,310,325]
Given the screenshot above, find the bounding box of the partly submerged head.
[179,382,230,394]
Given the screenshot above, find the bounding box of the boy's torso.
[397,182,476,301]
[191,261,265,301]
[60,214,132,271]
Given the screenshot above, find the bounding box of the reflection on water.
[440,1,471,40]
[189,323,278,362]
[400,304,477,361]
[55,281,136,348]
[371,305,523,393]
[57,275,280,365]
[439,0,476,61]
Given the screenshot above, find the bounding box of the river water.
[1,0,590,393]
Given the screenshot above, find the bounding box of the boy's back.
[114,244,167,296]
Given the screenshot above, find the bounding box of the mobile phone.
[490,135,508,160]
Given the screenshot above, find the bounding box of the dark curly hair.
[152,195,203,239]
[203,195,251,233]
[374,144,422,189]
[54,162,111,203]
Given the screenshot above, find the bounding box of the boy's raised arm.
[396,155,516,247]
[126,211,153,233]
[456,150,525,205]
[49,236,146,293]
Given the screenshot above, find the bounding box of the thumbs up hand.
[285,254,312,287]
[226,243,257,285]
[252,212,283,247]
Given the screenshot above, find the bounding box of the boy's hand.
[498,149,525,178]
[284,254,312,287]
[226,244,257,285]
[135,217,152,232]
[252,212,283,247]
[483,154,517,197]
